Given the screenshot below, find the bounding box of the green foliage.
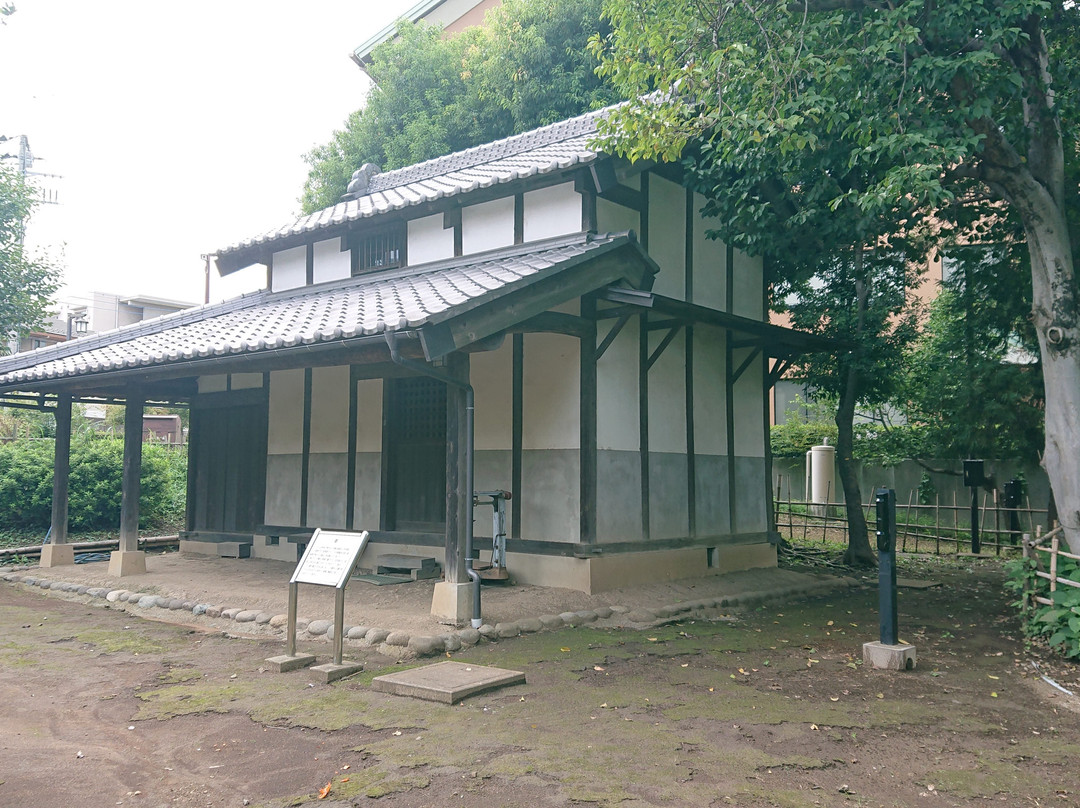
[302,0,620,211]
[896,242,1044,461]
[1006,554,1080,660]
[0,165,60,351]
[0,435,186,531]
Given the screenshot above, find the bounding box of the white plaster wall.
[471,341,512,451]
[649,330,687,453]
[732,250,764,319]
[271,245,306,292]
[309,365,349,453]
[197,375,227,394]
[596,196,640,238]
[408,214,456,265]
[355,378,383,453]
[693,195,729,311]
[267,369,304,455]
[732,352,766,457]
[693,326,728,455]
[523,333,579,450]
[596,315,638,451]
[523,182,580,242]
[312,238,350,285]
[462,197,515,255]
[230,373,264,390]
[648,175,686,301]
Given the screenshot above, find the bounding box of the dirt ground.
[1,554,1078,808]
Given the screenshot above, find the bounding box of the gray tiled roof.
[216,108,609,261]
[0,232,635,390]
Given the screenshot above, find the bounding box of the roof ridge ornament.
[343,163,382,200]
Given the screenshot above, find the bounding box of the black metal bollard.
[875,488,899,646]
[963,460,986,554]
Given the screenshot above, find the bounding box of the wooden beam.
[580,297,597,544]
[646,326,682,371]
[596,314,631,361]
[119,390,144,552]
[511,334,523,539]
[685,327,696,538]
[639,313,650,541]
[732,347,763,384]
[346,365,359,531]
[299,369,312,527]
[49,393,72,545]
[443,352,470,585]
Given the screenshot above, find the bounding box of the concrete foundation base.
[311,661,364,683]
[39,544,75,567]
[265,653,316,673]
[107,550,147,577]
[863,641,917,671]
[430,581,475,626]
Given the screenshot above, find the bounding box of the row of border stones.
[1,568,854,659]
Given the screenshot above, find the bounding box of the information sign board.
[290,529,370,588]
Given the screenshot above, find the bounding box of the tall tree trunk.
[838,263,876,567]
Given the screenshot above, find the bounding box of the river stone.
[517,617,543,633]
[181,601,196,611]
[234,610,260,623]
[306,620,331,636]
[137,595,158,609]
[609,605,630,614]
[327,624,351,641]
[441,633,462,652]
[558,611,579,625]
[384,631,410,647]
[478,624,498,638]
[574,610,598,623]
[165,598,184,610]
[408,636,444,656]
[87,587,109,598]
[205,606,223,618]
[105,590,125,602]
[456,628,481,645]
[495,622,521,638]
[365,628,390,644]
[192,604,209,616]
[76,586,89,595]
[346,625,369,640]
[254,612,272,625]
[539,614,564,629]
[654,605,678,618]
[221,608,243,620]
[269,614,289,628]
[295,618,310,631]
[594,606,614,619]
[626,610,656,623]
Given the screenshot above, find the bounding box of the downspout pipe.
[385,331,482,628]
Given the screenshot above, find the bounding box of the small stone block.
[371,661,525,704]
[863,641,917,671]
[107,550,146,577]
[377,553,437,571]
[311,661,364,683]
[430,581,475,625]
[216,542,251,559]
[39,544,75,567]
[265,653,317,673]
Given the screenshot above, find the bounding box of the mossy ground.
[2,555,1078,808]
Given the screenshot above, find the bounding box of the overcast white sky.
[1,0,415,308]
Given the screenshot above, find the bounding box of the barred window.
[354,227,405,274]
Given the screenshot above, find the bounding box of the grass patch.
[134,681,253,720]
[75,628,166,655]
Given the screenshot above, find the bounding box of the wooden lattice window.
[353,226,405,274]
[386,376,447,531]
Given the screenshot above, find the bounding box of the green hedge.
[1005,553,1080,660]
[0,436,186,531]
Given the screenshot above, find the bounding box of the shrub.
[0,435,187,532]
[1005,553,1080,660]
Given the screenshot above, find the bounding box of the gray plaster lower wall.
[307,452,347,529]
[521,449,579,542]
[353,452,381,531]
[264,454,301,525]
[597,451,766,542]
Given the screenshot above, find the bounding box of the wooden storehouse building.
[0,108,831,623]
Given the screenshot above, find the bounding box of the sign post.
[862,489,917,671]
[267,529,370,682]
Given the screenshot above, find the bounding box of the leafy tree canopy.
[302,0,620,212]
[0,165,61,353]
[593,0,1080,550]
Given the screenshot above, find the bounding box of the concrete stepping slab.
[371,661,525,704]
[896,578,942,589]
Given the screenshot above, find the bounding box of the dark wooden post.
[108,390,147,576]
[40,393,74,567]
[443,353,470,585]
[580,297,597,544]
